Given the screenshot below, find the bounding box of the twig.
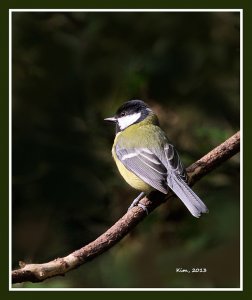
[12,131,240,284]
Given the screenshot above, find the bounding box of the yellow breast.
[111,134,153,193]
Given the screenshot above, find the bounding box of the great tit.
[105,100,208,218]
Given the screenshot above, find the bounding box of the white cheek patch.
[117,112,141,130]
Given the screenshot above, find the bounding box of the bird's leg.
[128,192,145,210]
[128,192,148,214]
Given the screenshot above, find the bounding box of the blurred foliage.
[12,11,240,288]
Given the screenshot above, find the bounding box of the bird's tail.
[168,175,208,218]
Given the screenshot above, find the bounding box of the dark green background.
[11,9,240,289]
[1,0,250,298]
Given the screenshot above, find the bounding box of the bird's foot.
[137,203,149,215]
[127,192,148,215]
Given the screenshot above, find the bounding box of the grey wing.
[163,144,208,218]
[163,143,188,181]
[115,145,168,194]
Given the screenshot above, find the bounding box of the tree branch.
[12,131,240,284]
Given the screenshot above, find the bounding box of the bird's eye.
[121,112,126,117]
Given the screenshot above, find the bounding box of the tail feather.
[168,175,208,218]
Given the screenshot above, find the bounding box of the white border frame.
[9,8,243,291]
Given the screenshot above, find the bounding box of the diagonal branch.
[12,131,240,284]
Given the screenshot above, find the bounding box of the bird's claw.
[127,202,149,215]
[137,203,149,215]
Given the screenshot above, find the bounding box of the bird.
[104,100,208,218]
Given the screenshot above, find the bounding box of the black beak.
[104,117,117,122]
